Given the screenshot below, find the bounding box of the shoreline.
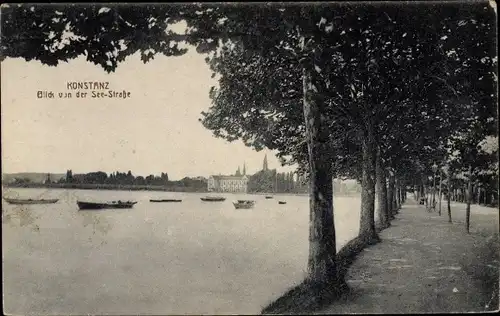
[0,183,367,197]
[1,183,311,196]
[2,183,207,193]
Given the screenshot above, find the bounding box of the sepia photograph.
[1,1,498,315]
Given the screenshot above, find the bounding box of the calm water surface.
[2,188,362,315]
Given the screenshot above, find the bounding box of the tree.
[161,172,169,183]
[135,176,146,186]
[446,130,498,233]
[145,174,155,185]
[248,169,276,193]
[66,169,73,183]
[443,164,453,223]
[288,171,295,192]
[82,171,108,184]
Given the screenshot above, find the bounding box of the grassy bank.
[261,235,379,314]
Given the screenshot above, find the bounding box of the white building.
[208,163,249,193]
[207,175,249,193]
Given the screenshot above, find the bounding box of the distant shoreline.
[1,182,361,197]
[2,182,207,193]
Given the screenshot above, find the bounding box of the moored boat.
[3,198,59,205]
[233,200,255,209]
[77,200,137,210]
[150,199,182,203]
[278,201,287,205]
[265,196,274,199]
[200,196,226,202]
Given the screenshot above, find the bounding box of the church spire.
[263,154,268,171]
[243,162,246,175]
[236,166,241,176]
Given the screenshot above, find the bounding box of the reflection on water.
[3,188,363,315]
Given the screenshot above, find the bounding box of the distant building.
[207,175,249,193]
[208,163,248,193]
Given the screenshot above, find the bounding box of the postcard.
[1,2,498,315]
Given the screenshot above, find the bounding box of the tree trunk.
[477,187,481,205]
[431,174,436,210]
[393,179,399,212]
[421,183,426,200]
[400,180,403,204]
[375,147,390,229]
[388,172,395,217]
[396,181,401,210]
[395,176,400,211]
[401,185,406,204]
[423,184,428,208]
[395,180,400,209]
[395,179,401,211]
[438,174,442,216]
[301,56,338,283]
[415,181,421,202]
[400,181,405,203]
[359,122,379,243]
[302,63,337,282]
[421,178,428,208]
[447,171,452,223]
[465,165,472,234]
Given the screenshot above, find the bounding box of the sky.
[1,49,296,180]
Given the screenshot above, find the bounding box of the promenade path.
[320,199,499,314]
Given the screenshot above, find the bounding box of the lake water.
[2,188,362,315]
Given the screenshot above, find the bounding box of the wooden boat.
[77,200,137,210]
[150,199,182,203]
[278,201,287,205]
[265,196,274,199]
[233,200,255,209]
[3,198,59,205]
[200,196,226,202]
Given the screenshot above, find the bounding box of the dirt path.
[320,200,499,314]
